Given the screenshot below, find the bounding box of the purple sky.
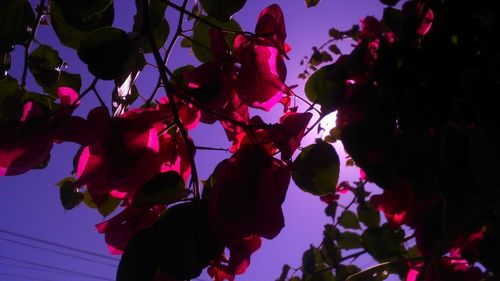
[0,1,385,280]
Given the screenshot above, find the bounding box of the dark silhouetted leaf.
[133,171,188,208]
[305,0,320,8]
[379,0,400,6]
[337,231,362,249]
[358,202,380,228]
[192,16,241,63]
[28,45,63,90]
[361,225,405,261]
[0,0,35,51]
[50,0,90,49]
[132,0,169,53]
[155,201,223,280]
[78,27,135,80]
[117,227,159,281]
[338,210,360,229]
[53,0,114,31]
[56,177,83,210]
[199,0,246,22]
[292,140,340,196]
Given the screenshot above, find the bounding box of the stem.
[21,0,46,90]
[195,146,229,152]
[143,0,200,198]
[146,0,189,106]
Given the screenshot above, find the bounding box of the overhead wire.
[0,237,117,267]
[0,255,114,281]
[0,229,119,261]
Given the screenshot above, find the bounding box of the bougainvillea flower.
[185,30,249,140]
[234,4,291,111]
[208,235,262,281]
[208,144,291,244]
[157,96,200,131]
[370,180,416,227]
[74,106,165,204]
[361,16,382,40]
[230,112,312,160]
[95,205,165,254]
[407,257,482,281]
[157,128,192,182]
[0,102,53,176]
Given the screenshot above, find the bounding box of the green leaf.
[82,191,97,209]
[0,75,22,120]
[181,37,192,48]
[358,202,380,228]
[329,45,341,55]
[346,261,400,281]
[0,0,35,51]
[338,210,361,229]
[192,16,241,63]
[292,140,340,196]
[133,171,188,208]
[132,0,169,53]
[304,60,348,113]
[276,264,291,281]
[28,45,63,90]
[155,201,223,280]
[53,0,114,31]
[337,265,361,281]
[305,0,320,8]
[50,1,90,49]
[361,225,405,261]
[117,228,159,281]
[199,0,246,22]
[96,195,121,217]
[56,177,83,210]
[78,27,135,80]
[337,231,362,249]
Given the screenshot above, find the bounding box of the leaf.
[132,0,169,53]
[361,225,405,261]
[50,0,91,49]
[53,0,114,31]
[337,231,362,249]
[155,201,223,280]
[0,75,22,120]
[357,202,380,228]
[97,196,121,217]
[379,0,400,6]
[117,227,159,281]
[181,37,192,48]
[1,51,12,78]
[0,0,35,51]
[199,0,246,22]
[304,59,348,113]
[133,171,188,208]
[28,45,63,90]
[292,140,340,196]
[56,177,83,210]
[337,265,361,281]
[77,27,135,80]
[305,0,320,8]
[329,44,341,55]
[345,261,392,281]
[82,191,97,209]
[192,16,241,63]
[338,210,361,229]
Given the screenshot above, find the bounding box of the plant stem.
[143,0,200,199]
[21,0,46,90]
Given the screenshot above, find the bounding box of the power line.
[0,272,57,281]
[0,255,114,281]
[0,262,76,276]
[0,229,119,261]
[0,237,117,267]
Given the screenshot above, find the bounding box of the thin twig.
[21,0,46,90]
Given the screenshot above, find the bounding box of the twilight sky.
[0,1,385,280]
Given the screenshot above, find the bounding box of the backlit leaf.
[338,210,360,229]
[50,0,90,49]
[199,0,246,22]
[28,45,63,90]
[53,0,114,31]
[133,171,188,208]
[0,0,35,51]
[78,27,135,80]
[192,16,241,63]
[292,140,340,196]
[337,231,362,249]
[305,0,320,8]
[358,202,380,228]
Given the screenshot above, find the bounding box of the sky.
[0,0,385,280]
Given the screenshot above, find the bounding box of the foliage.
[1,0,499,281]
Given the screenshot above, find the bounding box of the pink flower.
[208,145,291,244]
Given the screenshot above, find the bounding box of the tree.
[1,0,499,281]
